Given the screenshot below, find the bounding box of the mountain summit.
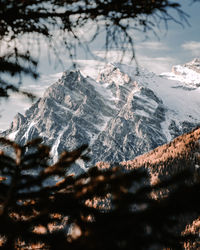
[1,61,200,172]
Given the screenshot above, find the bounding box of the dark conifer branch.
[0,0,197,98]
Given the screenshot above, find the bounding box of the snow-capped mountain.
[1,60,200,172]
[161,58,200,88]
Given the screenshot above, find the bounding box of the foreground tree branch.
[0,0,198,98]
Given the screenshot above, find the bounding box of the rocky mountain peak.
[1,62,200,174]
[184,58,200,73]
[10,113,25,131]
[97,63,132,86]
[61,69,83,82]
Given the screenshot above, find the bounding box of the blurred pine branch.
[0,136,200,249]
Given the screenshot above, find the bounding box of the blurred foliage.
[0,137,200,249]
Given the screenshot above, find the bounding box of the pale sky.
[0,0,200,131]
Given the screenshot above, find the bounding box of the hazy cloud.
[138,55,177,74]
[93,50,175,74]
[135,41,169,51]
[181,41,200,56]
[76,60,105,79]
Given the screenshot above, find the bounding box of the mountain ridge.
[1,60,200,173]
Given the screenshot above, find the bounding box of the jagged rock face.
[1,62,200,172]
[90,65,166,163]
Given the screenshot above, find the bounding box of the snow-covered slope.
[1,60,200,173]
